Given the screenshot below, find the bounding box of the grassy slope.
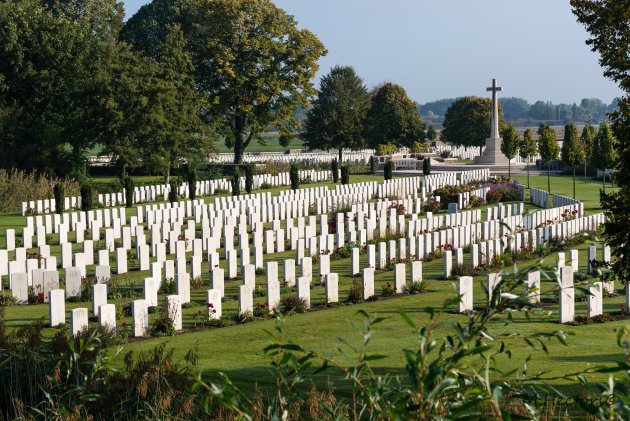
[0,174,622,393]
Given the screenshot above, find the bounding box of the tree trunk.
[338,147,343,164]
[573,166,576,199]
[527,156,530,188]
[547,164,551,208]
[165,165,171,185]
[508,161,511,179]
[584,162,587,183]
[234,137,245,165]
[602,169,606,192]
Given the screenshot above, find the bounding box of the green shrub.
[53,183,64,214]
[187,167,197,200]
[340,165,350,184]
[423,157,431,175]
[410,141,429,154]
[0,169,80,213]
[161,278,176,294]
[260,182,272,189]
[290,164,300,190]
[230,311,255,324]
[347,278,364,304]
[375,143,397,156]
[245,164,254,194]
[168,179,179,203]
[384,161,393,180]
[433,185,478,207]
[331,159,339,183]
[232,169,241,196]
[123,176,134,208]
[80,184,94,211]
[280,295,308,314]
[150,304,176,337]
[405,280,429,294]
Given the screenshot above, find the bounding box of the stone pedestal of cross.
[474,78,510,165]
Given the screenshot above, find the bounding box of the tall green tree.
[581,123,596,180]
[593,122,617,191]
[300,66,370,163]
[139,24,214,182]
[426,125,437,141]
[538,126,560,205]
[561,123,586,199]
[441,96,505,154]
[120,0,189,58]
[188,0,326,164]
[364,83,425,149]
[0,0,109,178]
[499,124,520,178]
[572,0,630,280]
[519,128,537,188]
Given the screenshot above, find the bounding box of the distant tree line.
[420,96,619,124]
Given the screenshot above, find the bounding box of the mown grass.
[0,173,621,395]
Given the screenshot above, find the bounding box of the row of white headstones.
[50,239,612,336]
[4,194,588,303]
[2,174,606,335]
[22,166,492,216]
[457,244,613,323]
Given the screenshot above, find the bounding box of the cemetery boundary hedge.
[0,169,79,213]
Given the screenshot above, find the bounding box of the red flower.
[212,309,217,314]
[122,322,127,328]
[208,303,214,308]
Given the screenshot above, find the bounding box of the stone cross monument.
[474,79,509,165]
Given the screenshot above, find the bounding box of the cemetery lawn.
[0,173,621,396]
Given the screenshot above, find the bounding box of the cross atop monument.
[474,78,509,165]
[486,78,502,139]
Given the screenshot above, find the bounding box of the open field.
[87,132,304,157]
[0,173,622,398]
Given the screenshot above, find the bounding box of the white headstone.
[458,276,473,313]
[71,307,88,336]
[325,273,339,304]
[238,285,253,315]
[132,299,149,337]
[99,303,116,331]
[207,289,222,320]
[167,295,183,330]
[559,266,575,324]
[394,263,406,293]
[92,283,107,316]
[176,272,191,304]
[297,276,311,309]
[362,267,375,300]
[49,289,65,327]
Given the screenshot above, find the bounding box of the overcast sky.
[122,0,622,105]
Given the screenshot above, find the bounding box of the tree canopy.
[572,0,630,280]
[364,83,425,149]
[561,123,585,168]
[500,124,520,177]
[538,126,560,164]
[187,0,326,164]
[300,66,370,162]
[441,96,505,151]
[519,129,537,160]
